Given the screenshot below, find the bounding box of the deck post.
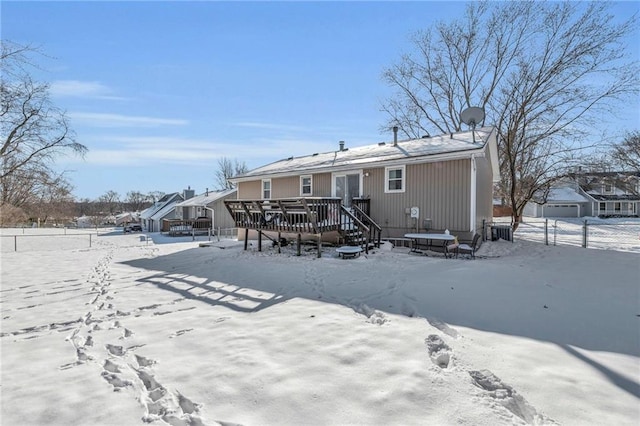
[258,230,262,251]
[244,228,249,250]
[297,233,301,256]
[317,234,322,258]
[277,231,282,254]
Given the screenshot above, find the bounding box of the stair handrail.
[340,205,371,254]
[350,204,382,248]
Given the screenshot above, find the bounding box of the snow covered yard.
[1,226,638,426]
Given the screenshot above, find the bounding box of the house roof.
[174,189,237,207]
[139,192,182,219]
[542,187,590,204]
[149,200,179,221]
[231,127,497,182]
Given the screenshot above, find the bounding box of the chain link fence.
[0,227,104,253]
[506,218,640,253]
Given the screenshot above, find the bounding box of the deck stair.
[338,204,382,252]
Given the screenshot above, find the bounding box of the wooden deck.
[224,197,381,257]
[162,218,212,236]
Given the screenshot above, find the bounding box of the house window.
[603,183,613,193]
[262,179,271,199]
[385,165,405,193]
[599,202,606,211]
[300,176,312,196]
[614,202,621,212]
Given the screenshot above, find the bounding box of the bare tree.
[1,41,87,210]
[611,131,640,171]
[382,1,639,229]
[98,190,120,215]
[214,157,248,190]
[124,190,149,212]
[147,191,165,203]
[24,174,75,225]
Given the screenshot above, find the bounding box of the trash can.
[423,218,432,231]
[491,225,513,241]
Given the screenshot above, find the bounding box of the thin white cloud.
[50,80,127,100]
[69,112,189,128]
[231,121,311,133]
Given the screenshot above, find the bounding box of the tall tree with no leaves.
[214,157,248,190]
[611,131,640,172]
[1,41,87,207]
[382,1,639,229]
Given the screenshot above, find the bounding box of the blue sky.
[3,1,639,200]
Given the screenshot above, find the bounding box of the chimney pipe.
[339,140,345,151]
[206,187,209,196]
[393,126,398,146]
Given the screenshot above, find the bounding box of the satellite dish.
[460,107,485,127]
[460,107,485,143]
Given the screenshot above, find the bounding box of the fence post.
[544,219,549,245]
[553,220,558,246]
[582,219,588,248]
[14,235,17,252]
[89,234,92,248]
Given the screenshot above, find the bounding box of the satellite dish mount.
[460,107,485,143]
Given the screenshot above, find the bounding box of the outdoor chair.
[457,233,481,259]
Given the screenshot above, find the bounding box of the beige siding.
[240,173,333,199]
[237,181,261,199]
[312,173,332,197]
[364,159,471,238]
[212,193,238,230]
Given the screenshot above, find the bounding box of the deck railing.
[224,197,344,234]
[163,218,212,235]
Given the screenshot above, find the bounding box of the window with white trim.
[385,165,405,193]
[300,175,312,196]
[599,202,606,211]
[262,179,271,199]
[603,183,613,193]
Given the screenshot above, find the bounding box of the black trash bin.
[491,225,513,242]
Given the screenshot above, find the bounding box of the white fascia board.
[230,148,486,184]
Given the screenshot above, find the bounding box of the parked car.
[124,224,143,233]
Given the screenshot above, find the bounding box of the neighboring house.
[524,172,640,218]
[115,212,139,226]
[225,127,500,245]
[523,186,591,218]
[172,188,237,232]
[575,172,640,217]
[139,192,184,232]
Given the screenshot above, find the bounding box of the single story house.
[139,192,184,232]
[168,188,238,235]
[224,126,500,248]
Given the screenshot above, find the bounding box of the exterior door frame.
[331,170,363,207]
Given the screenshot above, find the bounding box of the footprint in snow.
[425,334,453,369]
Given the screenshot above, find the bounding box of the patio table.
[404,233,456,258]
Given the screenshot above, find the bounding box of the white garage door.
[544,204,579,217]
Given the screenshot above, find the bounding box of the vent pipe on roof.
[206,188,209,196]
[339,140,345,151]
[393,126,398,146]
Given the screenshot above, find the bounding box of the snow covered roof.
[140,193,182,219]
[149,200,179,221]
[174,189,237,207]
[232,127,496,181]
[544,187,590,203]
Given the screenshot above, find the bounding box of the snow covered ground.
[1,222,638,426]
